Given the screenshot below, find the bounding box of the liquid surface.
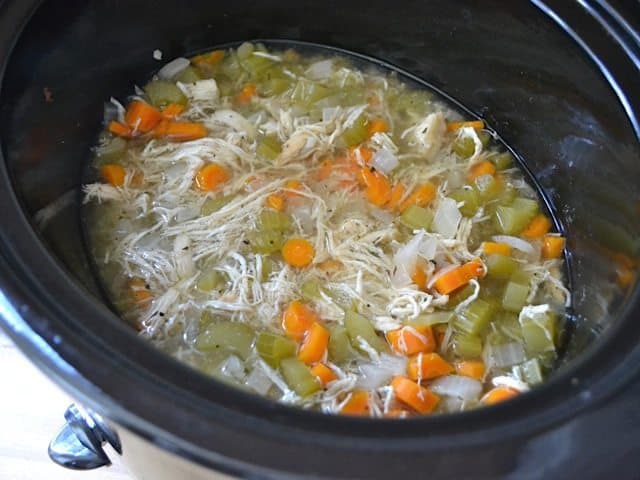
[84,42,569,418]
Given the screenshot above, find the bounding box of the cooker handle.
[48,403,122,470]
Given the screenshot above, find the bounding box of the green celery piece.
[450,187,479,217]
[301,279,323,301]
[256,134,282,160]
[451,333,483,358]
[236,42,255,59]
[478,131,492,147]
[144,80,187,107]
[201,195,233,216]
[341,114,369,147]
[199,310,217,329]
[520,358,544,385]
[327,324,356,363]
[447,283,476,308]
[240,53,274,77]
[174,65,202,83]
[485,254,519,279]
[400,205,433,230]
[455,298,496,335]
[520,309,557,356]
[453,136,475,158]
[344,310,387,352]
[96,137,127,163]
[407,311,454,327]
[247,229,284,255]
[502,281,530,312]
[259,256,275,282]
[197,269,229,292]
[256,332,297,368]
[259,209,291,231]
[197,348,234,375]
[494,204,535,235]
[280,357,321,396]
[195,321,255,360]
[492,151,514,170]
[511,197,539,218]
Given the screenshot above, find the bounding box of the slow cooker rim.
[1,0,640,477]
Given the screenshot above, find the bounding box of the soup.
[84,42,569,418]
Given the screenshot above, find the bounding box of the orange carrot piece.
[387,325,435,355]
[266,193,285,211]
[340,390,370,416]
[311,363,337,385]
[128,277,152,305]
[454,360,485,380]
[194,164,229,192]
[399,182,436,212]
[282,300,320,341]
[391,376,440,414]
[153,120,208,141]
[482,242,512,256]
[542,235,566,259]
[368,118,389,136]
[411,265,427,291]
[236,83,258,104]
[432,258,485,295]
[468,160,496,180]
[387,183,406,210]
[407,352,454,380]
[481,387,519,405]
[125,100,163,133]
[298,322,330,364]
[316,159,334,181]
[522,214,552,240]
[359,167,392,207]
[282,238,315,268]
[161,103,186,119]
[283,179,303,198]
[108,120,133,138]
[100,164,126,187]
[351,146,374,164]
[191,49,225,66]
[446,120,485,132]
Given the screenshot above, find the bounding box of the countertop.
[0,328,131,480]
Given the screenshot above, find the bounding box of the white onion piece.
[218,355,245,381]
[103,101,120,124]
[211,109,255,139]
[483,342,526,368]
[157,57,190,80]
[369,207,395,224]
[370,148,399,174]
[180,79,219,103]
[356,354,407,389]
[244,366,273,395]
[322,107,339,123]
[430,375,483,400]
[306,59,334,80]
[432,198,462,238]
[492,235,535,254]
[418,236,438,260]
[109,97,126,123]
[174,205,200,223]
[392,230,425,287]
[492,375,530,392]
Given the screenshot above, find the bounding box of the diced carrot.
[195,163,229,192]
[468,160,496,180]
[236,83,257,104]
[407,352,454,380]
[191,49,225,67]
[108,120,133,138]
[349,146,374,164]
[153,120,208,141]
[368,118,389,136]
[282,300,320,341]
[387,183,406,210]
[125,100,163,133]
[522,214,552,240]
[387,325,435,355]
[432,258,485,295]
[266,193,285,211]
[128,277,152,305]
[316,159,334,181]
[411,265,427,291]
[359,167,392,207]
[298,322,330,364]
[399,182,436,212]
[481,387,519,405]
[446,120,485,132]
[311,363,337,385]
[282,238,315,268]
[100,164,126,187]
[482,242,512,256]
[161,103,186,119]
[454,360,485,380]
[283,179,303,198]
[391,376,440,414]
[340,390,370,416]
[542,235,566,259]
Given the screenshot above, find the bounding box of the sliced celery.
[199,310,217,329]
[196,321,255,360]
[455,298,496,335]
[451,333,483,358]
[247,229,284,255]
[511,197,539,219]
[478,131,492,147]
[256,332,297,367]
[174,65,201,83]
[201,195,233,216]
[301,279,323,301]
[96,137,127,163]
[328,324,356,364]
[240,54,274,77]
[447,283,476,308]
[341,115,369,147]
[344,310,387,352]
[407,311,454,327]
[502,281,529,312]
[485,254,518,279]
[494,204,535,235]
[280,357,321,396]
[256,134,282,160]
[453,136,475,158]
[520,311,557,355]
[259,256,275,282]
[197,269,229,292]
[520,358,544,385]
[236,42,255,59]
[259,209,291,231]
[144,80,187,107]
[492,152,514,170]
[400,205,433,230]
[449,187,479,216]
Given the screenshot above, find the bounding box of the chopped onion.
[492,375,530,392]
[492,235,535,254]
[322,107,339,123]
[108,97,126,123]
[430,375,483,400]
[356,354,407,389]
[103,101,120,124]
[218,355,245,381]
[306,59,334,80]
[392,230,425,286]
[370,148,399,174]
[244,365,272,395]
[418,236,438,260]
[483,342,526,369]
[369,207,395,224]
[157,57,190,80]
[432,198,462,238]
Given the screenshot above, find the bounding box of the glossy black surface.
[0,0,639,478]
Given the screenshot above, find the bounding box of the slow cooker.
[1,1,639,478]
